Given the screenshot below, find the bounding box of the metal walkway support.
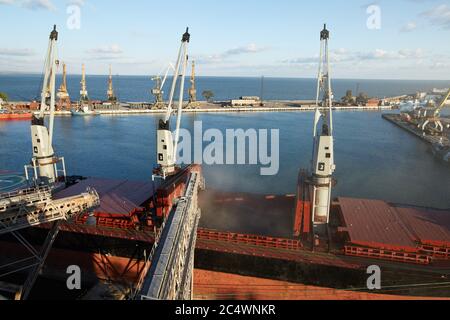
[135,171,201,300]
[0,186,99,235]
[0,187,100,299]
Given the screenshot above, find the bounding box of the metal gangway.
[0,186,99,235]
[0,186,100,299]
[134,171,201,300]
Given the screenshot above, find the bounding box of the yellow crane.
[187,60,199,109]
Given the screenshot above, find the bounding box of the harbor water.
[1,110,449,210]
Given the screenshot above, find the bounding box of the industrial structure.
[106,65,117,102]
[80,64,89,102]
[0,26,99,300]
[294,24,336,244]
[151,64,173,109]
[154,28,191,179]
[187,60,199,109]
[57,63,70,110]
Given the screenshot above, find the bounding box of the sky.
[0,0,449,79]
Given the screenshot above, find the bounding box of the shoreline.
[3,100,395,116]
[42,106,393,116]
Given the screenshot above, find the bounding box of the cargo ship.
[1,26,449,300]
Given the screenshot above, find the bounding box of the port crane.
[310,24,336,235]
[154,28,191,179]
[418,88,450,135]
[187,60,199,109]
[151,63,175,109]
[107,65,117,102]
[294,25,336,242]
[0,25,99,300]
[25,25,66,187]
[80,63,89,102]
[57,62,70,110]
[131,28,202,300]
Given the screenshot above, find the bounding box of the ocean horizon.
[1,74,449,103]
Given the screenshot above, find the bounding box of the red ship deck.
[54,178,154,216]
[337,197,450,261]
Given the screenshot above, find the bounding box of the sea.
[0,75,449,235]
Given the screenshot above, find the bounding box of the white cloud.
[421,4,450,29]
[285,48,427,64]
[0,48,35,56]
[197,43,269,64]
[67,0,85,6]
[24,0,55,10]
[400,21,417,32]
[0,0,56,10]
[86,44,124,60]
[87,44,123,55]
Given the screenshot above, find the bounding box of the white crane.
[310,24,336,234]
[26,25,66,187]
[154,28,190,179]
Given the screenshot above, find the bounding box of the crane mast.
[310,24,336,234]
[187,60,198,108]
[80,64,89,102]
[57,62,70,110]
[107,65,117,101]
[27,25,66,187]
[155,28,190,179]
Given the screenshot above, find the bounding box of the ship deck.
[54,177,154,216]
[337,197,450,254]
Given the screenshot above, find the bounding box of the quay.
[20,100,393,116]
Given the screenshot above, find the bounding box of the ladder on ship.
[0,186,100,299]
[132,171,201,300]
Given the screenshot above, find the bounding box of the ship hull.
[0,113,32,121]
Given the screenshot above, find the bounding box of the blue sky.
[0,0,449,79]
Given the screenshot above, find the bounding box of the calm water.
[1,110,449,210]
[1,74,449,102]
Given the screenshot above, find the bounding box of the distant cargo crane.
[80,64,89,102]
[154,28,190,179]
[187,60,199,109]
[151,63,174,109]
[418,88,450,135]
[107,65,117,102]
[57,62,70,110]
